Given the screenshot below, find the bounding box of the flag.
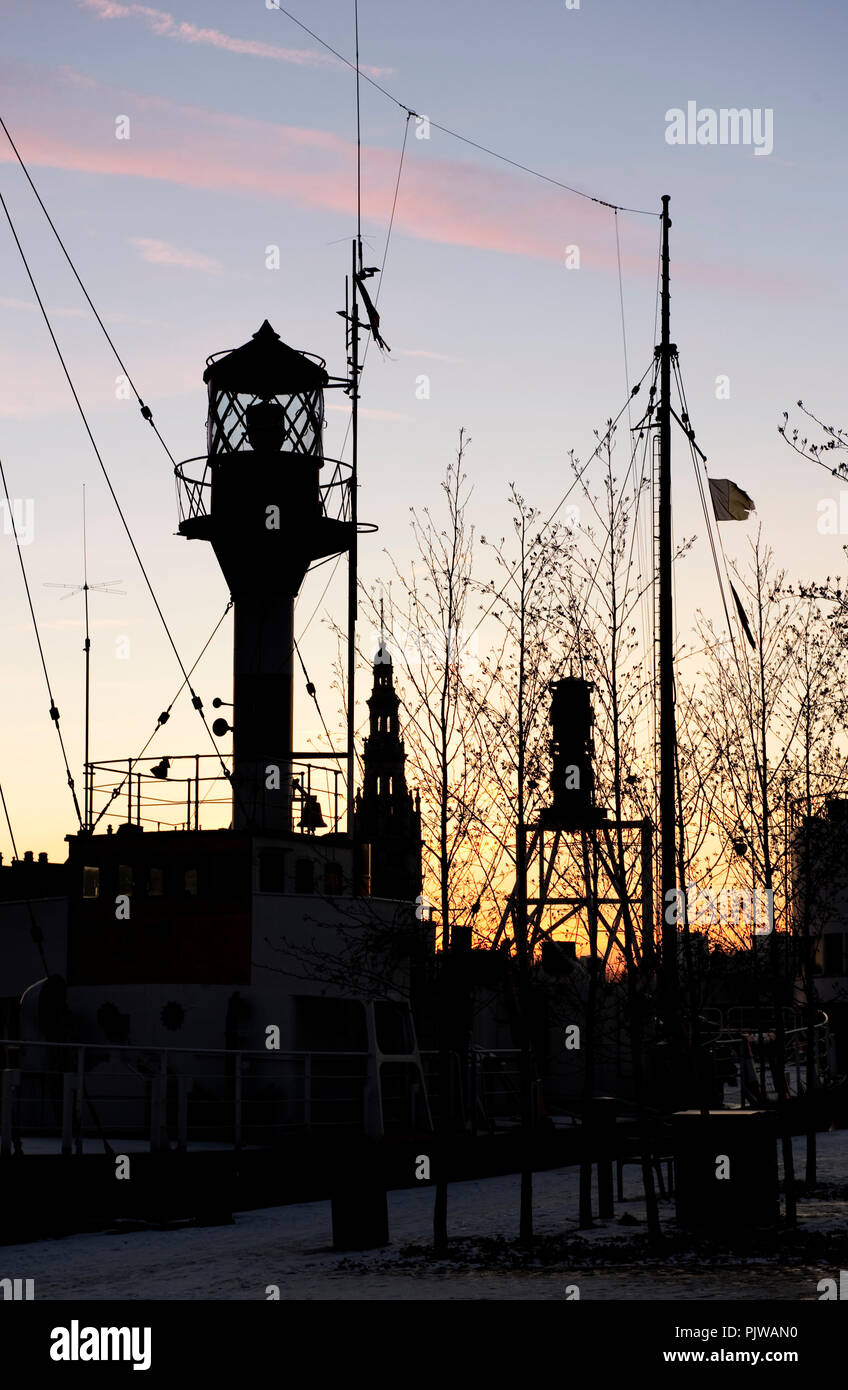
[709,478,755,522]
[355,273,390,352]
[730,581,756,650]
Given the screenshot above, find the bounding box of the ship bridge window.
[259,848,287,893]
[212,855,245,899]
[375,1000,414,1055]
[148,867,164,896]
[324,862,343,896]
[823,932,847,976]
[294,858,314,894]
[82,866,100,899]
[295,997,366,1051]
[380,1061,428,1133]
[184,869,198,897]
[118,864,134,896]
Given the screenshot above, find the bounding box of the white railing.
[0,1041,384,1155]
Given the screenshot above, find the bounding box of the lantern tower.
[176,321,354,832]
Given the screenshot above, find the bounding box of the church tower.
[355,637,422,903]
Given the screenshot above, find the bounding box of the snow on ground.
[2,1132,846,1301]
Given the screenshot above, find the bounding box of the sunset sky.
[1,0,846,860]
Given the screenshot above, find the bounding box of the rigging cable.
[293,638,349,779]
[560,361,660,675]
[358,108,411,373]
[671,357,765,804]
[680,416,737,661]
[614,211,632,434]
[0,449,83,827]
[672,357,742,671]
[90,600,233,831]
[1,101,391,790]
[298,110,412,641]
[1,99,403,805]
[0,189,239,804]
[273,6,657,217]
[0,116,177,468]
[461,356,658,658]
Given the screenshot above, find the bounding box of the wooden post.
[75,1047,85,1155]
[177,1074,191,1152]
[641,817,654,970]
[61,1072,76,1156]
[234,1052,242,1151]
[1,1069,20,1157]
[303,1053,312,1137]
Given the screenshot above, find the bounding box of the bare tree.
[360,431,479,1250]
[684,532,847,1214]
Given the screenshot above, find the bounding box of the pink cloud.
[0,67,627,273]
[129,237,222,272]
[0,296,87,320]
[0,64,803,293]
[0,295,154,326]
[400,349,461,363]
[78,0,394,77]
[0,333,208,420]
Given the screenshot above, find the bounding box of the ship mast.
[82,487,91,830]
[346,235,361,837]
[346,0,364,837]
[657,194,680,1042]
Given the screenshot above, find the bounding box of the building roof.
[203,320,329,397]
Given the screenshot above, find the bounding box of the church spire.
[355,640,422,902]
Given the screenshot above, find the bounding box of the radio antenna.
[44,485,124,828]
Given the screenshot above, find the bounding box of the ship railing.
[174,455,354,527]
[725,1005,811,1033]
[0,1041,413,1154]
[704,1008,835,1107]
[86,752,347,834]
[174,457,211,524]
[419,1048,525,1132]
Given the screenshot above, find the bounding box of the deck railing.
[0,1041,388,1154]
[174,454,354,528]
[86,752,347,834]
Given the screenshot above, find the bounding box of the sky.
[0,0,847,860]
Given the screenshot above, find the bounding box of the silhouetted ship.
[0,321,433,1177]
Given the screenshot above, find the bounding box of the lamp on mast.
[176,320,357,833]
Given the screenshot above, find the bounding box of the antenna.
[44,485,125,829]
[344,2,365,836]
[341,3,386,833]
[657,194,680,1042]
[354,0,363,272]
[346,237,360,837]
